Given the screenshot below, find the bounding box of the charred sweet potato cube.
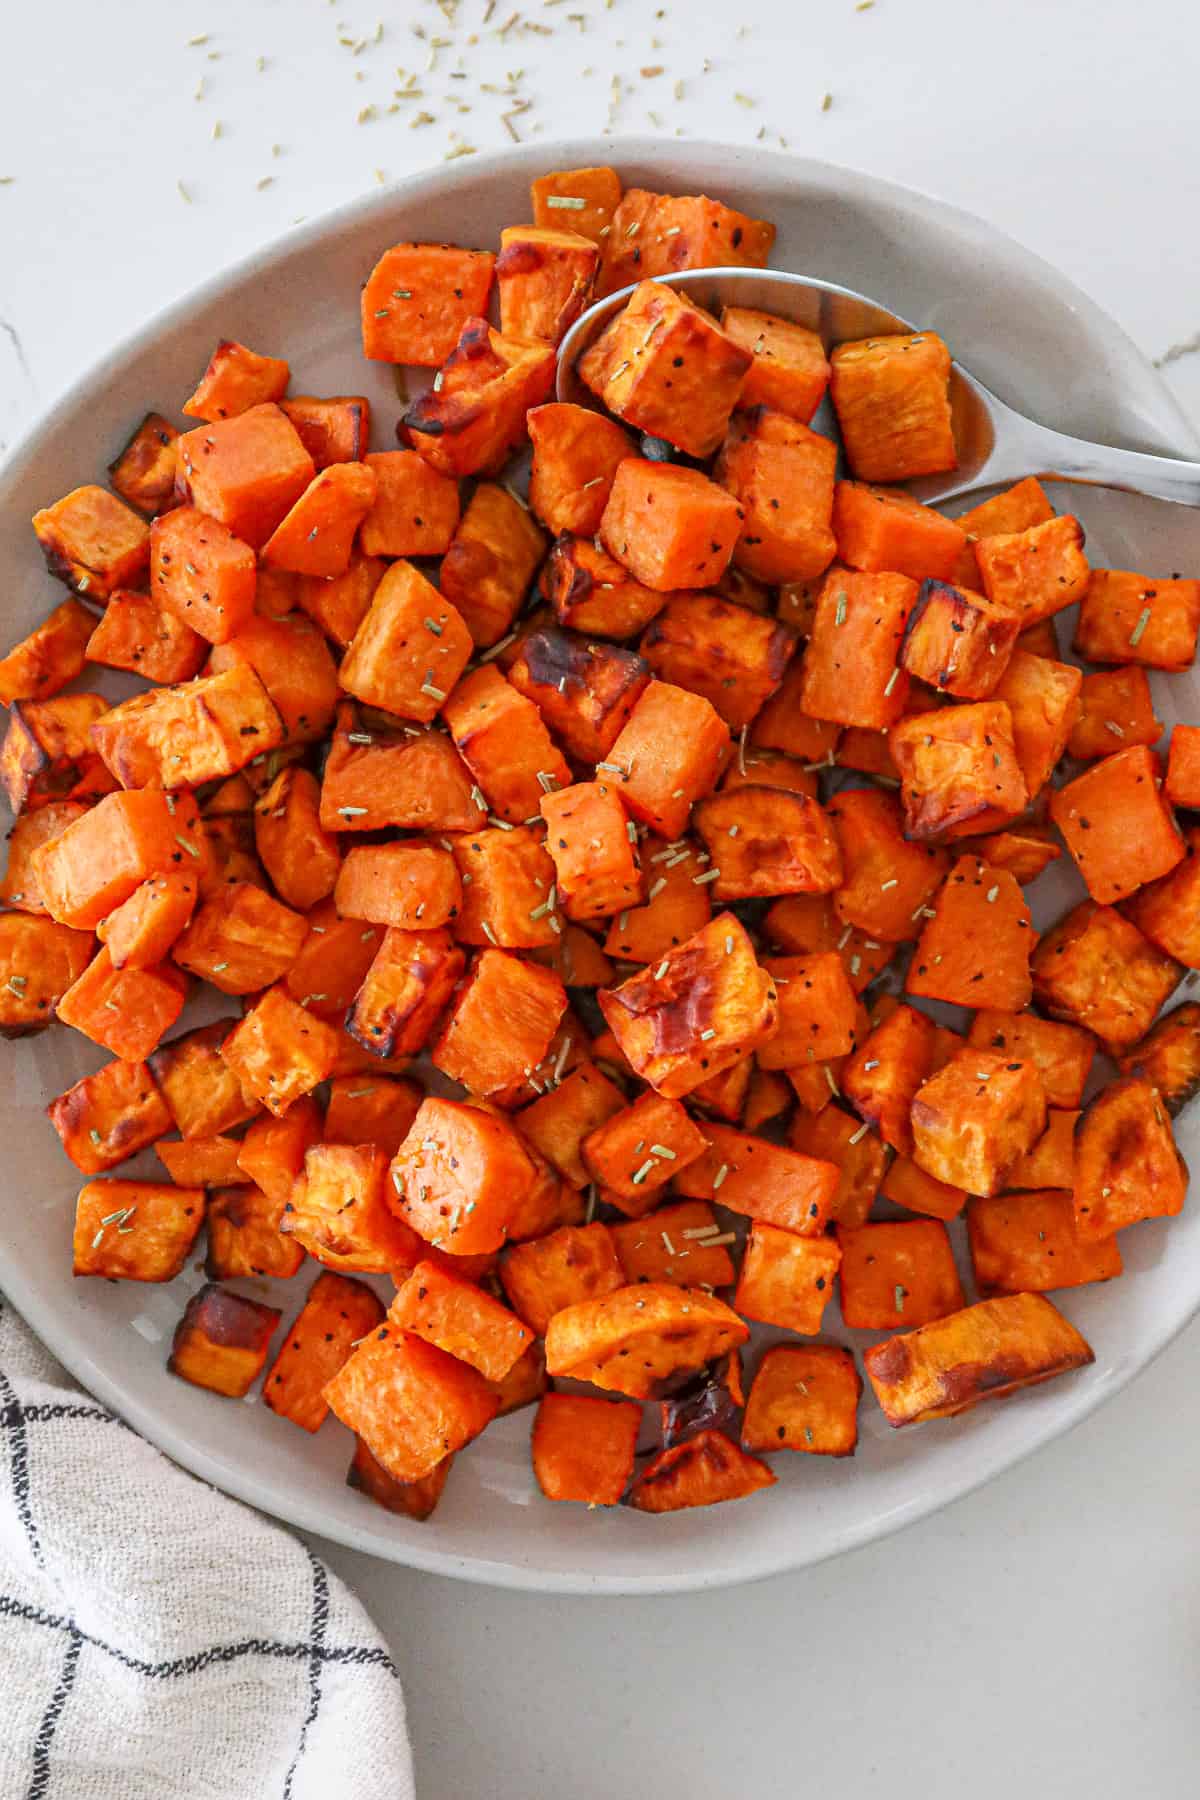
[183,339,289,421]
[206,1183,305,1281]
[296,552,385,649]
[236,1096,322,1205]
[968,1190,1121,1297]
[598,913,776,1099]
[98,872,197,971]
[675,1121,837,1236]
[1118,1004,1200,1115]
[360,242,496,366]
[891,700,1027,841]
[339,561,472,724]
[108,412,180,514]
[582,1090,707,1203]
[639,591,795,732]
[1052,745,1184,906]
[1,801,89,914]
[716,409,837,586]
[450,826,559,950]
[991,648,1083,801]
[517,1062,625,1188]
[220,985,339,1117]
[720,307,830,421]
[660,1351,746,1449]
[508,625,650,764]
[443,667,570,829]
[149,1018,257,1140]
[356,450,459,560]
[176,403,315,548]
[345,926,464,1058]
[90,665,285,791]
[610,1200,736,1288]
[169,1284,281,1398]
[580,281,751,458]
[47,1056,171,1175]
[1166,724,1200,809]
[1075,1074,1186,1240]
[335,841,461,932]
[948,478,1055,588]
[1067,666,1162,762]
[1074,567,1200,671]
[260,461,377,578]
[788,1103,886,1229]
[597,187,775,296]
[500,1222,623,1336]
[881,1153,965,1222]
[627,1428,775,1510]
[1,694,111,815]
[906,856,1034,1011]
[1032,901,1181,1053]
[975,514,1089,627]
[173,881,307,994]
[545,1281,748,1399]
[433,948,566,1105]
[85,589,207,685]
[900,578,1021,699]
[798,568,917,730]
[601,834,711,963]
[496,224,599,344]
[347,1439,455,1520]
[73,1173,204,1288]
[1006,1107,1078,1191]
[32,484,150,601]
[605,685,731,847]
[279,395,370,470]
[326,1325,499,1482]
[911,1049,1046,1197]
[527,404,635,542]
[734,1223,840,1334]
[742,1345,861,1458]
[0,598,95,709]
[56,946,186,1062]
[830,330,956,482]
[837,1219,963,1330]
[263,1272,384,1433]
[825,788,948,941]
[841,1002,937,1156]
[532,1393,640,1505]
[403,319,556,478]
[966,1010,1093,1111]
[600,459,743,593]
[284,1142,421,1274]
[320,703,485,836]
[253,767,340,912]
[864,1291,1093,1427]
[390,1095,538,1255]
[438,482,546,649]
[0,913,93,1035]
[531,164,622,240]
[696,784,841,901]
[540,781,641,922]
[756,951,858,1069]
[834,481,965,582]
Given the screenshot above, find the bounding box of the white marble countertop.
[3,2,1199,1794]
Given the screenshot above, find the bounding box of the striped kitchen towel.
[0,1293,414,1800]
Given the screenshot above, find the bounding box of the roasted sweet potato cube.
[517,1062,625,1188]
[660,1351,746,1448]
[355,449,459,560]
[722,749,818,804]
[720,307,830,421]
[98,872,197,970]
[695,786,841,902]
[756,951,858,1069]
[597,187,774,296]
[1166,724,1200,810]
[339,560,472,724]
[335,841,461,932]
[325,1326,499,1482]
[0,912,93,1035]
[1074,1074,1186,1239]
[911,1049,1046,1197]
[601,834,711,963]
[169,1284,281,1398]
[788,1103,886,1229]
[841,1002,937,1156]
[745,1066,794,1133]
[900,578,1021,699]
[1032,901,1180,1053]
[260,461,377,578]
[974,514,1089,626]
[610,1201,736,1289]
[403,319,555,478]
[833,481,965,582]
[527,404,635,540]
[837,1219,963,1330]
[1051,744,1184,905]
[438,482,546,649]
[47,1056,170,1175]
[173,881,307,994]
[967,1010,1094,1110]
[296,552,385,649]
[183,339,289,421]
[90,665,285,791]
[1074,567,1200,671]
[433,949,566,1105]
[865,1292,1093,1427]
[531,164,622,241]
[277,902,377,1022]
[252,767,340,911]
[627,1428,775,1510]
[598,913,777,1099]
[675,1122,837,1236]
[1,694,111,815]
[582,1090,708,1202]
[236,1096,321,1205]
[220,985,339,1117]
[605,679,729,840]
[279,395,370,470]
[948,477,1055,587]
[347,1439,454,1520]
[149,1018,257,1139]
[689,1055,753,1126]
[0,598,95,708]
[390,1095,538,1255]
[508,625,649,764]
[391,1261,529,1384]
[254,566,300,618]
[262,1272,384,1433]
[443,665,571,826]
[990,648,1083,801]
[717,409,839,585]
[880,1153,965,1222]
[32,484,150,601]
[320,703,485,836]
[734,1223,840,1334]
[496,223,599,344]
[1,800,90,915]
[906,856,1034,1011]
[545,1281,748,1399]
[108,412,180,514]
[154,1134,244,1188]
[346,926,464,1059]
[450,826,559,950]
[825,788,948,942]
[798,568,918,730]
[532,1393,640,1505]
[968,1190,1121,1297]
[71,1176,202,1281]
[600,459,743,593]
[742,1345,861,1457]
[639,591,795,732]
[1117,1004,1200,1119]
[1068,666,1162,761]
[177,403,315,548]
[85,589,207,685]
[963,825,1061,885]
[538,923,616,987]
[283,1142,421,1274]
[499,1223,622,1337]
[763,895,892,996]
[206,1182,305,1280]
[322,1076,421,1159]
[830,330,955,482]
[1005,1107,1078,1191]
[56,946,187,1062]
[891,700,1027,841]
[360,242,496,366]
[540,781,641,922]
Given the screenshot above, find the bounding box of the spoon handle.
[948,407,1200,508]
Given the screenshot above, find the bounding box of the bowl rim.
[2,135,1197,1594]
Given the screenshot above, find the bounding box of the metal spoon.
[556,267,1200,508]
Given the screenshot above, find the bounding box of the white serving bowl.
[2,138,1197,1594]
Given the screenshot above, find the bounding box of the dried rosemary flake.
[339,806,369,819]
[692,867,721,885]
[712,1163,729,1191]
[1129,607,1153,646]
[699,1027,716,1041]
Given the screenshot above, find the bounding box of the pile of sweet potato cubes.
[1,161,1194,1520]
